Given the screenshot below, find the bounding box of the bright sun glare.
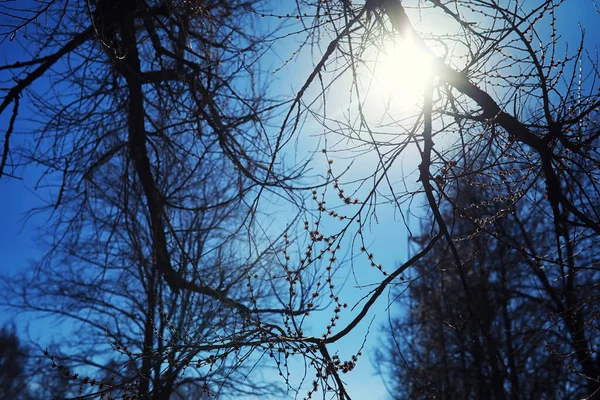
[372,36,434,110]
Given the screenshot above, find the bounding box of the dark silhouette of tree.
[1,0,309,397]
[1,0,600,398]
[0,324,29,399]
[0,324,73,399]
[356,1,600,397]
[377,159,598,398]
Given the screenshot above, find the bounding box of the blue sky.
[2,1,600,398]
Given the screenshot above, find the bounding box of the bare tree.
[377,161,597,398]
[0,324,74,399]
[252,0,600,397]
[2,0,600,398]
[299,0,600,398]
[0,324,30,399]
[1,0,311,397]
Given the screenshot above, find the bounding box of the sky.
[1,0,600,399]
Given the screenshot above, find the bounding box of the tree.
[0,324,73,399]
[283,0,600,397]
[1,0,310,397]
[359,1,600,397]
[377,161,596,398]
[0,324,29,399]
[2,0,600,399]
[281,0,600,397]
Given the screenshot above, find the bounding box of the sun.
[371,35,435,110]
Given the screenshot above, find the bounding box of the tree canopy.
[1,0,600,399]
